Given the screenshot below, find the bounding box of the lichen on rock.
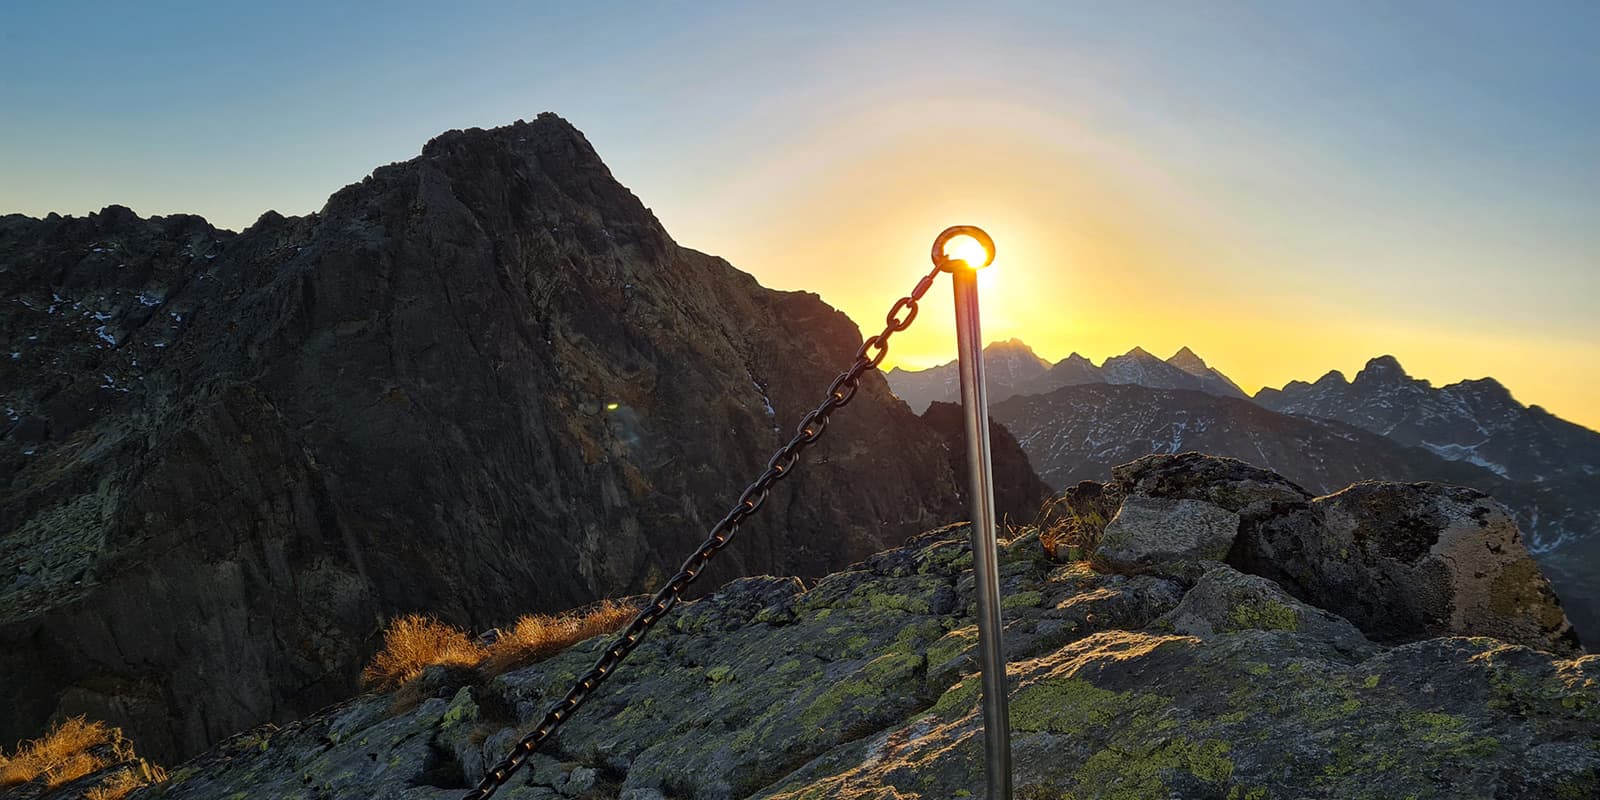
[1093,494,1240,574]
[116,490,1597,800]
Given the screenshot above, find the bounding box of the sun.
[942,234,992,269]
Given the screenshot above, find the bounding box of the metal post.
[934,226,1011,800]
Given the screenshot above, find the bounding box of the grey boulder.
[1094,495,1240,573]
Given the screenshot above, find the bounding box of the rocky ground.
[10,454,1592,800]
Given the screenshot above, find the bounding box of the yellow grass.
[484,599,638,675]
[364,601,640,694]
[85,763,167,800]
[0,716,138,789]
[1036,490,1119,562]
[360,614,486,689]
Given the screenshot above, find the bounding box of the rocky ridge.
[15,454,1592,800]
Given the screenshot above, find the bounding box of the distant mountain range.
[884,341,1247,413]
[1255,355,1600,482]
[888,341,1600,647]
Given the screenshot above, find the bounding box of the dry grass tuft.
[363,602,640,695]
[483,600,638,676]
[1037,482,1124,562]
[361,614,486,690]
[0,716,163,795]
[85,762,168,800]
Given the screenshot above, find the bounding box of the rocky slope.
[991,383,1600,647]
[0,114,1001,762]
[1255,355,1600,482]
[1257,354,1600,653]
[992,384,1495,492]
[23,454,1593,800]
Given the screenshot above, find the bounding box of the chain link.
[463,264,944,799]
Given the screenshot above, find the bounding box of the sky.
[3,1,1598,429]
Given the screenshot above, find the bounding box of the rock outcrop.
[54,458,1595,800]
[1094,495,1239,573]
[1109,453,1581,655]
[0,114,979,761]
[1314,481,1574,650]
[1154,564,1375,656]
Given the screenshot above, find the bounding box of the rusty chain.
[464,263,945,799]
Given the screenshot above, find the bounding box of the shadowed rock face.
[0,114,979,761]
[918,401,1053,526]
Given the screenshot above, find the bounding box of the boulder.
[1093,495,1239,574]
[1108,454,1582,655]
[1155,564,1374,657]
[1111,451,1312,516]
[1309,481,1580,654]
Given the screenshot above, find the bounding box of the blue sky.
[3,1,1598,426]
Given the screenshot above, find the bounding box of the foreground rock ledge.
[82,519,1598,800]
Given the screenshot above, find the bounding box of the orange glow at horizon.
[660,100,1600,433]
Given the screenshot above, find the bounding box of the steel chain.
[464,263,945,799]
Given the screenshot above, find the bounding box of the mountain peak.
[1166,346,1210,375]
[0,111,968,762]
[1354,355,1409,383]
[391,112,673,259]
[1449,376,1515,404]
[986,338,1041,358]
[1123,346,1157,360]
[422,112,584,157]
[1313,369,1350,387]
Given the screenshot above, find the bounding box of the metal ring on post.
[932,225,996,272]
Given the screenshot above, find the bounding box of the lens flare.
[943,234,991,269]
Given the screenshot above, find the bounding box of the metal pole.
[935,226,1011,800]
